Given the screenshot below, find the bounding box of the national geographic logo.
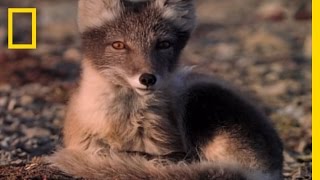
[4,8,37,50]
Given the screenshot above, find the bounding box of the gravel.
[0,0,311,179]
[0,84,64,166]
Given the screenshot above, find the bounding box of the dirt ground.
[0,0,311,179]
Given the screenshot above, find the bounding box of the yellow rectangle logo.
[8,8,37,49]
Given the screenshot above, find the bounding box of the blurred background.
[0,0,311,179]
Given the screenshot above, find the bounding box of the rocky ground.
[0,0,311,179]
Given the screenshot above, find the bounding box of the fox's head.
[79,0,196,94]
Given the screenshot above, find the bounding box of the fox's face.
[79,0,196,94]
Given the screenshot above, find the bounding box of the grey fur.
[78,0,196,33]
[49,0,283,179]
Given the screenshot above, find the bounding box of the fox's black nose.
[139,73,157,87]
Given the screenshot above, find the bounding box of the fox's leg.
[182,80,283,180]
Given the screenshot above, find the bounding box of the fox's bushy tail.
[48,149,247,180]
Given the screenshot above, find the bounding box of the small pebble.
[63,48,82,61]
[304,35,311,59]
[20,95,34,106]
[257,3,287,21]
[22,127,51,138]
[294,2,311,20]
[7,99,17,111]
[0,97,8,107]
[0,84,11,92]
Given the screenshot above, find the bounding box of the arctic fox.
[49,0,283,179]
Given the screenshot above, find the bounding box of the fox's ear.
[78,0,121,33]
[156,0,196,32]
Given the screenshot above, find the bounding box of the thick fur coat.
[49,0,283,179]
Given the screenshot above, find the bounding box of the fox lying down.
[49,0,283,179]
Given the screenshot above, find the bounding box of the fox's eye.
[112,41,126,50]
[157,41,172,50]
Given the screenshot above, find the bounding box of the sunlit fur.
[49,0,283,179]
